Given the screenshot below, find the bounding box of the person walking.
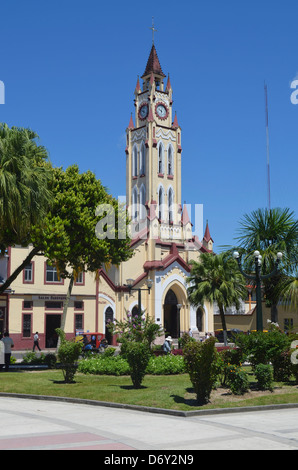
[2,332,14,372]
[33,332,41,352]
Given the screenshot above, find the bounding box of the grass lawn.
[1,369,298,411]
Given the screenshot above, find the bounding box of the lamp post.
[126,278,154,317]
[233,250,283,331]
[176,303,182,338]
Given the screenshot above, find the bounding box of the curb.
[1,392,298,417]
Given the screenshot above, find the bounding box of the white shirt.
[2,337,14,354]
[0,341,4,364]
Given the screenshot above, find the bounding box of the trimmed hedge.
[78,354,186,376]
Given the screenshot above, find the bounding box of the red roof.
[128,114,134,129]
[141,45,166,78]
[135,76,141,93]
[203,222,214,243]
[172,112,179,129]
[166,74,172,91]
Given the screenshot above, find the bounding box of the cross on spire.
[149,17,157,45]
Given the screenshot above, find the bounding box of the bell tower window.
[168,145,174,176]
[168,187,174,223]
[158,142,164,174]
[132,186,138,220]
[140,184,146,220]
[132,145,138,177]
[140,142,146,176]
[158,185,164,221]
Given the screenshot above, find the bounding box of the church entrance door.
[164,289,180,338]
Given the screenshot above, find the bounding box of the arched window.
[132,186,138,220]
[167,145,174,176]
[196,307,204,332]
[168,187,174,223]
[158,142,164,174]
[140,185,146,220]
[140,142,146,176]
[132,145,138,177]
[158,185,164,221]
[132,305,139,316]
[105,306,114,344]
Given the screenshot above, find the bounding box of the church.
[0,42,215,349]
[97,42,215,341]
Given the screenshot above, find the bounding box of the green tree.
[186,252,247,346]
[235,208,298,322]
[32,165,132,335]
[0,123,52,248]
[183,337,218,405]
[0,123,53,294]
[278,275,298,311]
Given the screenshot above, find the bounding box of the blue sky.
[1,0,297,251]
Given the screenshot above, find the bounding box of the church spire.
[141,44,166,79]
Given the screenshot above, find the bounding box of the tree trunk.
[219,305,228,346]
[57,272,74,350]
[0,246,41,294]
[271,303,278,324]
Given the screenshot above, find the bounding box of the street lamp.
[233,250,283,331]
[177,304,182,338]
[126,277,153,317]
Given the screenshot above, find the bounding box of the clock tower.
[126,44,184,240]
[96,38,214,342]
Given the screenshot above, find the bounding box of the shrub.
[146,354,186,375]
[235,328,290,370]
[272,350,292,382]
[255,363,274,391]
[108,311,163,349]
[183,337,218,405]
[44,353,57,369]
[56,328,82,383]
[216,348,244,387]
[171,349,183,356]
[178,332,196,349]
[22,351,46,364]
[78,354,186,376]
[227,365,249,395]
[125,342,151,388]
[78,356,130,376]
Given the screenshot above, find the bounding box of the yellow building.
[1,44,214,349]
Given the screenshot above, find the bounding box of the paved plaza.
[1,396,298,450]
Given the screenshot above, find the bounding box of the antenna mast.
[264,82,271,211]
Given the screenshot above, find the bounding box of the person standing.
[0,334,4,371]
[2,332,14,372]
[33,332,41,352]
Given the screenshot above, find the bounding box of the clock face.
[139,104,148,120]
[156,103,168,119]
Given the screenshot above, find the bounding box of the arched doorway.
[196,307,204,332]
[164,289,180,338]
[105,306,114,345]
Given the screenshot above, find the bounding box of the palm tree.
[235,208,298,322]
[0,123,52,250]
[278,275,298,311]
[186,252,247,345]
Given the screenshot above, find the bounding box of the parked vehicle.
[75,332,108,354]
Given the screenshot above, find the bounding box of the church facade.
[0,44,214,349]
[99,44,215,340]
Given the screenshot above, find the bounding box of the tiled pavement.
[1,396,298,450]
